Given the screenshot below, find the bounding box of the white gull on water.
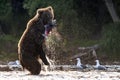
[7,60,22,70]
[94,60,106,70]
[76,58,87,69]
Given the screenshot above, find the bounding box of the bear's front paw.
[44,61,50,65]
[44,65,54,71]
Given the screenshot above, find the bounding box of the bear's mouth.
[43,19,56,38]
[45,25,52,35]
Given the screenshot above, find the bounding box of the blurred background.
[0,0,120,64]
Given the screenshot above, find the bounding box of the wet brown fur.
[18,6,54,75]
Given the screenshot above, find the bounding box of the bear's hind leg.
[22,54,41,75]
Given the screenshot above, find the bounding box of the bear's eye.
[49,14,53,19]
[47,14,52,19]
[47,15,50,18]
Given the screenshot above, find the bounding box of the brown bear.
[18,6,56,75]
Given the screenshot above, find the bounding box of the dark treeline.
[0,0,111,37]
[0,0,120,61]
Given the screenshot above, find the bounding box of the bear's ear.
[47,6,53,11]
[37,9,43,15]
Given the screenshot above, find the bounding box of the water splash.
[45,27,63,64]
[43,57,56,71]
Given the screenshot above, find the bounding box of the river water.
[0,70,120,80]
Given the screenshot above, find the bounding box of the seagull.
[76,58,87,69]
[7,60,22,70]
[94,60,106,70]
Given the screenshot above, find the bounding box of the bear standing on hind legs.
[18,6,56,75]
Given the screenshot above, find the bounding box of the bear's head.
[37,6,56,36]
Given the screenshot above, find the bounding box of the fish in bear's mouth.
[43,19,56,38]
